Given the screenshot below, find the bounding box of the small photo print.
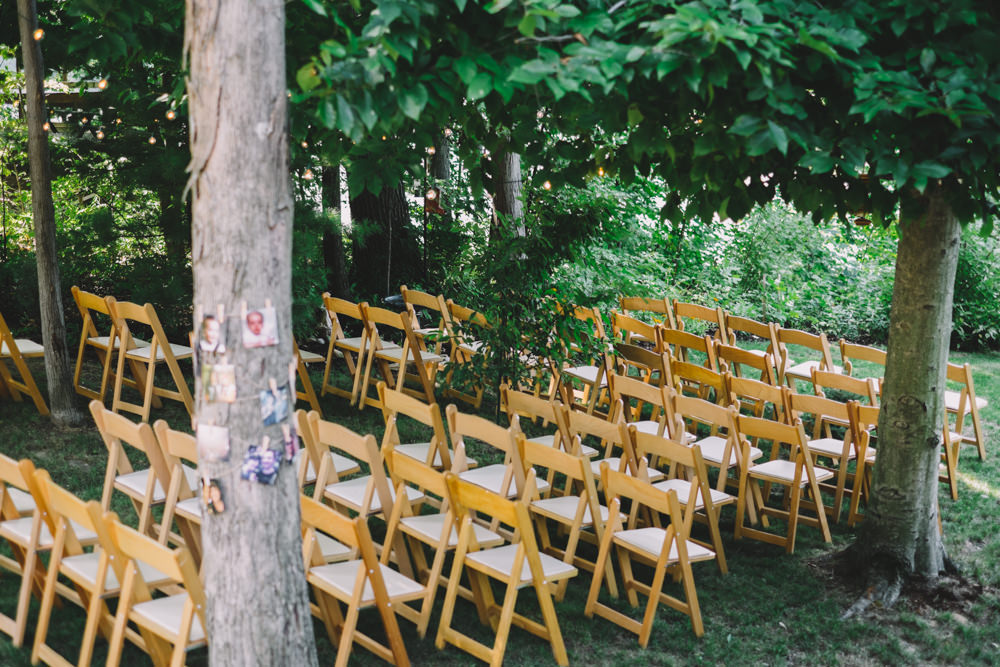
[281,422,299,464]
[240,442,281,485]
[259,383,290,426]
[201,478,225,514]
[196,424,230,463]
[206,364,237,403]
[243,306,278,348]
[199,315,226,355]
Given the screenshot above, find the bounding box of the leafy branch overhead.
[297,0,1000,232]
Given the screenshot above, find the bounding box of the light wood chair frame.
[0,310,49,416]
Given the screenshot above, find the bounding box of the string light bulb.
[303,169,314,180]
[97,78,108,90]
[166,110,176,120]
[425,188,437,200]
[426,146,436,155]
[597,167,605,177]
[115,118,122,125]
[33,29,43,41]
[381,135,387,141]
[81,116,89,124]
[148,136,157,145]
[301,141,308,148]
[42,122,50,132]
[443,128,453,138]
[96,130,105,140]
[543,180,552,190]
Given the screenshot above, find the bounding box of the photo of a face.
[199,315,226,354]
[242,306,278,348]
[259,383,290,426]
[206,364,236,403]
[201,478,225,514]
[196,424,230,463]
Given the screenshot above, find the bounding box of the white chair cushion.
[750,459,834,485]
[695,435,761,467]
[945,390,988,412]
[175,496,203,521]
[310,560,424,604]
[131,593,205,643]
[1,339,44,357]
[785,360,843,379]
[0,517,97,549]
[299,349,324,364]
[125,342,193,361]
[6,487,36,515]
[651,479,733,509]
[375,346,445,365]
[808,437,855,460]
[61,551,170,591]
[323,475,424,514]
[459,464,517,498]
[87,335,149,349]
[116,465,198,504]
[531,495,608,525]
[317,532,352,562]
[613,527,715,562]
[400,513,503,548]
[562,365,606,386]
[396,443,474,468]
[465,544,577,584]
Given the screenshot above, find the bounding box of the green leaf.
[400,84,428,120]
[335,95,356,136]
[625,46,645,63]
[455,57,477,85]
[554,5,581,17]
[467,72,493,101]
[455,0,467,11]
[768,120,788,155]
[920,48,936,72]
[912,161,952,179]
[301,0,327,16]
[518,14,537,37]
[319,98,336,129]
[485,0,513,14]
[729,114,760,137]
[627,104,644,126]
[296,64,321,92]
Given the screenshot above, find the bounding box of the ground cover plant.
[0,349,996,666]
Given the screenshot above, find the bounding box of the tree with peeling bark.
[297,0,1000,602]
[185,0,318,663]
[16,0,84,427]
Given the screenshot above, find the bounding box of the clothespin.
[269,377,279,397]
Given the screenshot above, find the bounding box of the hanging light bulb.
[33,29,44,41]
[303,169,315,180]
[115,118,123,125]
[166,110,176,120]
[543,180,552,190]
[300,140,308,149]
[81,116,89,124]
[597,167,605,177]
[42,122,50,132]
[148,136,157,145]
[381,135,387,141]
[97,78,108,90]
[96,130,105,140]
[443,128,453,138]
[425,188,437,200]
[426,146,436,155]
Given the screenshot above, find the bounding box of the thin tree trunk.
[492,151,524,238]
[321,166,350,299]
[857,183,956,600]
[157,187,189,271]
[349,180,409,299]
[16,0,83,426]
[186,0,318,663]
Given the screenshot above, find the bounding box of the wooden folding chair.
[357,305,446,409]
[668,356,726,403]
[788,393,861,524]
[715,341,777,385]
[612,341,670,386]
[443,300,489,409]
[381,440,504,637]
[630,427,733,574]
[320,294,390,406]
[0,310,49,416]
[400,285,452,355]
[811,368,878,436]
[103,513,207,667]
[435,472,577,666]
[671,391,752,492]
[672,299,726,339]
[562,403,643,482]
[608,370,679,443]
[618,296,677,331]
[733,414,833,553]
[448,404,530,499]
[847,403,879,527]
[660,327,718,373]
[724,372,793,423]
[30,469,166,667]
[944,361,988,461]
[108,300,194,422]
[723,313,779,358]
[585,462,716,643]
[294,409,362,493]
[152,421,204,564]
[378,382,457,471]
[293,338,324,415]
[839,339,886,391]
[518,433,615,600]
[71,286,153,404]
[301,496,422,667]
[610,311,662,352]
[554,305,613,415]
[91,400,188,538]
[774,326,841,389]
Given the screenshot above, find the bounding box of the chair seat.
[613,527,716,563]
[375,346,446,365]
[413,326,446,339]
[562,365,606,386]
[590,457,664,482]
[695,435,761,467]
[531,495,608,525]
[131,593,206,643]
[62,551,171,591]
[323,475,424,514]
[459,340,484,355]
[317,531,353,562]
[116,465,199,504]
[529,434,597,457]
[396,442,474,469]
[808,437,855,460]
[749,459,835,485]
[335,336,378,353]
[86,335,149,350]
[459,464,518,498]
[5,487,36,515]
[785,360,842,380]
[310,560,425,604]
[466,544,577,585]
[0,517,97,549]
[125,342,193,362]
[400,513,504,549]
[175,496,203,521]
[945,390,988,412]
[631,420,666,437]
[652,479,734,509]
[299,349,325,364]
[1,339,44,357]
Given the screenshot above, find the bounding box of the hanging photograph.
[206,364,237,403]
[281,422,299,464]
[201,477,226,514]
[242,306,279,348]
[199,314,226,355]
[240,438,281,485]
[259,382,290,426]
[196,423,230,462]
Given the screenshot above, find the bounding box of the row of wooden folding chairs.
[0,453,206,666]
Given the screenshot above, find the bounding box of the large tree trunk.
[321,166,350,299]
[349,180,409,299]
[186,0,318,664]
[491,151,524,240]
[17,0,84,426]
[856,183,957,602]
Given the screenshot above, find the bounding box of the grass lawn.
[0,348,997,666]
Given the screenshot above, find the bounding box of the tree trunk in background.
[17,0,83,427]
[157,187,189,271]
[858,183,957,599]
[186,0,318,663]
[493,151,524,235]
[321,166,350,299]
[349,180,409,300]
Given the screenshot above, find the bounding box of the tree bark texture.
[185,0,318,664]
[321,166,350,299]
[16,0,83,426]
[859,183,958,584]
[349,180,411,300]
[492,151,524,236]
